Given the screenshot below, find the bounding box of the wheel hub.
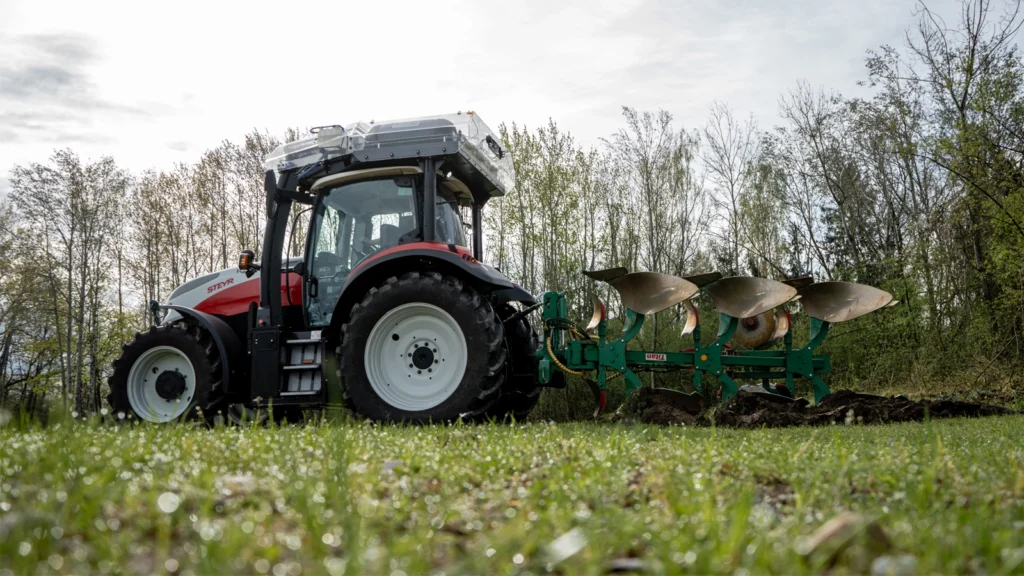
[155,370,187,401]
[411,344,435,369]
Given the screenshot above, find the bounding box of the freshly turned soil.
[633,388,1015,428]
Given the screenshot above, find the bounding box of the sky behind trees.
[0,0,972,185]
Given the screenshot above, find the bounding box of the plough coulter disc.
[703,276,798,319]
[797,281,897,323]
[732,310,778,349]
[606,272,700,315]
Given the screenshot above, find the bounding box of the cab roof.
[264,112,514,199]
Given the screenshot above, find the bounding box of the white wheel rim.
[126,346,197,423]
[364,302,468,411]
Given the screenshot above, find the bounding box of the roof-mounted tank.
[264,112,515,197]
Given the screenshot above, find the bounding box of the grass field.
[2,416,1023,575]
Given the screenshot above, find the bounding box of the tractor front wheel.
[108,323,222,423]
[340,272,506,422]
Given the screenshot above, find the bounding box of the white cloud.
[0,0,971,176]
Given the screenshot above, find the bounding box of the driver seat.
[380,224,401,249]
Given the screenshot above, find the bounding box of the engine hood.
[162,259,303,323]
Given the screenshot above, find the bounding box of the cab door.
[303,177,419,327]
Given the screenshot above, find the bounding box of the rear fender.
[158,304,245,393]
[492,286,537,307]
[328,248,535,337]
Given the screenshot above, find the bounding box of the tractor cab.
[303,168,471,326]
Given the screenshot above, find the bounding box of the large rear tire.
[108,323,223,423]
[485,306,542,421]
[339,272,506,422]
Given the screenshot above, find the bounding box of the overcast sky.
[1,0,968,195]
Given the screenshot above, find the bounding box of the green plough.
[536,268,898,416]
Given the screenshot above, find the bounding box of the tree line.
[2,0,1022,418]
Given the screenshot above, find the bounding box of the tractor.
[109,112,552,424]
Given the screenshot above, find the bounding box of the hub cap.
[126,346,197,423]
[364,303,468,411]
[155,371,187,401]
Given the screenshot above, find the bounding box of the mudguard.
[158,304,244,392]
[492,286,537,306]
[329,244,537,334]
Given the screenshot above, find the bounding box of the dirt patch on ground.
[630,388,701,426]
[633,388,1016,428]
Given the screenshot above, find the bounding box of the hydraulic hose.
[545,336,586,377]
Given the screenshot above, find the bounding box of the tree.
[703,102,759,275]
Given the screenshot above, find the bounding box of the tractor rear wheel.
[485,306,542,421]
[340,272,506,422]
[108,323,223,423]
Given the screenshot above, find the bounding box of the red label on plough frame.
[645,353,666,361]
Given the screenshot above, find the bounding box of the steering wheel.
[350,239,382,264]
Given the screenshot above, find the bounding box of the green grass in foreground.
[1,417,1023,575]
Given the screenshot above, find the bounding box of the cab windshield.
[305,176,468,326]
